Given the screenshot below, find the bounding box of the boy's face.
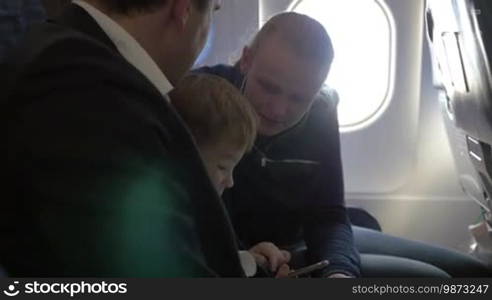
[199,141,245,196]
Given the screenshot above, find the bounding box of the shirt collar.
[72,0,173,99]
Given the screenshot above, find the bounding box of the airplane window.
[289,0,394,130]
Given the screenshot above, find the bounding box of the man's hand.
[248,242,291,275]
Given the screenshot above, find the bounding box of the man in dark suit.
[2,0,245,277]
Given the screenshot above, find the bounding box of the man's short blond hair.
[249,12,334,71]
[171,73,258,151]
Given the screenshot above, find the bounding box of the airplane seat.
[346,206,382,232]
[427,0,492,264]
[0,62,7,88]
[0,266,7,277]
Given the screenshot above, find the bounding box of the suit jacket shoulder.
[3,6,244,277]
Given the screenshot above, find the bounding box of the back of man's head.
[84,0,218,84]
[250,12,334,72]
[98,0,211,15]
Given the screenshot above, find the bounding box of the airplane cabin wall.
[348,41,481,252]
[195,0,259,67]
[339,0,481,252]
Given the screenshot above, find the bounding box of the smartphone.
[287,260,330,278]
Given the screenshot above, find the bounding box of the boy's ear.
[238,46,253,74]
[171,0,192,31]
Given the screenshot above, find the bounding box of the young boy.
[170,73,257,196]
[170,73,291,277]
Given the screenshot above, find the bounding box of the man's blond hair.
[249,12,334,71]
[171,73,258,151]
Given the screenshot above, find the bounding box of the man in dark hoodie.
[199,12,360,278]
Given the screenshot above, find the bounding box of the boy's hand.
[274,263,291,278]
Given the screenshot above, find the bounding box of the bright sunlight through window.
[289,0,394,130]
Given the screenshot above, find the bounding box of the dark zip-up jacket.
[197,65,361,277]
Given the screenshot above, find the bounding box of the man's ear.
[238,46,253,74]
[171,0,192,31]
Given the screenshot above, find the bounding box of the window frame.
[288,0,396,132]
